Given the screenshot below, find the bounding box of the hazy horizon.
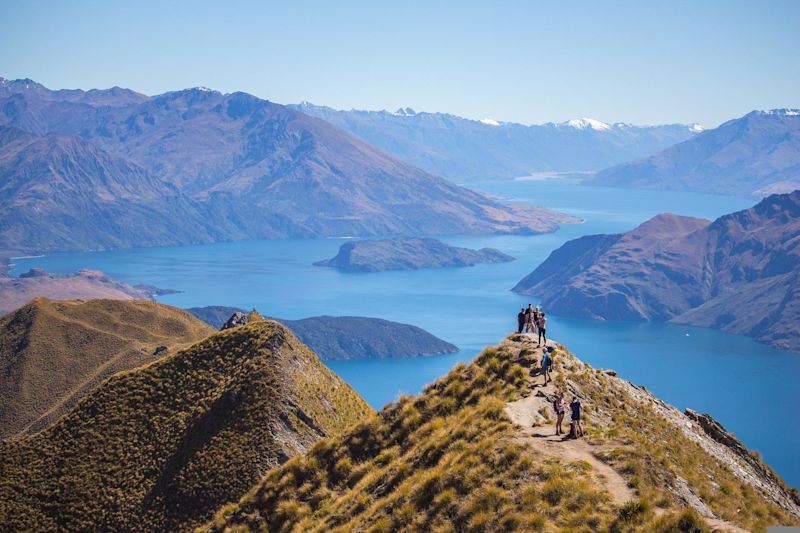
[2,0,799,128]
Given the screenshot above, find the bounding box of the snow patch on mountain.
[563,118,611,131]
[480,118,500,126]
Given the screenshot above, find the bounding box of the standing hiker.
[541,350,552,384]
[538,312,547,346]
[524,304,534,333]
[553,392,566,435]
[517,308,526,334]
[569,396,583,438]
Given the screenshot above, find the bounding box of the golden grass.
[0,317,372,532]
[204,338,798,533]
[0,298,215,438]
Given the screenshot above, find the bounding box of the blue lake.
[12,180,800,487]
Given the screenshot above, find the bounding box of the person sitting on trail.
[569,396,583,438]
[538,313,547,346]
[524,304,534,333]
[553,392,566,435]
[541,351,552,384]
[517,308,526,334]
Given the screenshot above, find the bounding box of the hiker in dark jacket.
[516,308,526,334]
[569,396,583,438]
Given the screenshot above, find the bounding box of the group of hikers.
[515,309,584,439]
[516,303,547,345]
[537,345,584,438]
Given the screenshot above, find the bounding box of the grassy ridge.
[205,337,798,532]
[0,316,372,532]
[0,298,215,439]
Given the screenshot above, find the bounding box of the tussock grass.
[0,298,215,438]
[0,317,371,532]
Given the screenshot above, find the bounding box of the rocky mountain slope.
[513,191,800,351]
[186,306,458,359]
[290,103,700,182]
[590,109,800,196]
[0,298,214,439]
[204,335,800,532]
[0,78,575,254]
[0,313,372,531]
[0,125,220,253]
[314,237,515,272]
[0,268,173,314]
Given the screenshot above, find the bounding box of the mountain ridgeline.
[513,191,800,351]
[590,109,800,196]
[0,310,372,531]
[0,298,214,439]
[290,103,701,182]
[0,77,576,255]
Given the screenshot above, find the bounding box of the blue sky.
[1,0,798,127]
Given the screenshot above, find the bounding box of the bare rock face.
[513,191,800,351]
[221,311,250,330]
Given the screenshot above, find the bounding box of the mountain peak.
[563,117,611,131]
[394,106,416,116]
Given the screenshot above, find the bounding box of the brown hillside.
[0,315,372,532]
[0,298,215,439]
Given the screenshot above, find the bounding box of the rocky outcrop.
[513,191,800,351]
[187,306,458,360]
[314,237,515,272]
[220,311,251,330]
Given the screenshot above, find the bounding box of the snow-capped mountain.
[591,109,800,196]
[290,102,700,181]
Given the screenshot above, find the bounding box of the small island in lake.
[186,306,459,360]
[313,237,515,272]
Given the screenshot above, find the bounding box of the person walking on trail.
[516,308,526,334]
[569,396,583,438]
[524,304,534,333]
[553,392,566,435]
[541,350,552,384]
[538,312,547,346]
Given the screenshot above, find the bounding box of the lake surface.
[13,180,800,487]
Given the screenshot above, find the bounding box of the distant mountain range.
[590,109,800,196]
[513,190,800,351]
[0,78,574,254]
[290,102,701,181]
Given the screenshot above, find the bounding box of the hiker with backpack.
[541,350,552,385]
[569,395,583,438]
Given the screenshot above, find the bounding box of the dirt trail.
[503,335,752,533]
[503,340,635,506]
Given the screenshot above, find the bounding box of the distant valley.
[513,191,800,351]
[291,102,701,182]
